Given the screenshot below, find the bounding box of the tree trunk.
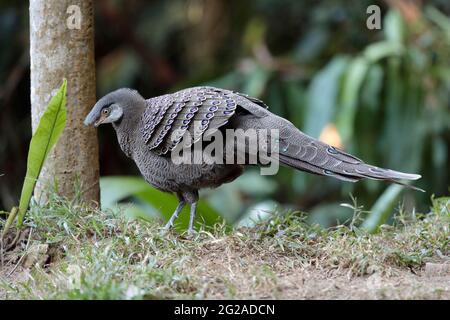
[30,0,99,203]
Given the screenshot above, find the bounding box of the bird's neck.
[112,107,143,158]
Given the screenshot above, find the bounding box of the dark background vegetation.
[1,0,449,226]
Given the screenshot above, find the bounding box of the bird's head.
[84,88,145,127]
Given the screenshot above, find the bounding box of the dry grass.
[0,195,449,299]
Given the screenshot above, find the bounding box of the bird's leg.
[188,202,197,235]
[164,200,185,230]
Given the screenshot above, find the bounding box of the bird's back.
[129,86,421,192]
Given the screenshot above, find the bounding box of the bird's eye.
[102,108,110,115]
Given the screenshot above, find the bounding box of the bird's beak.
[94,119,103,127]
[93,113,108,127]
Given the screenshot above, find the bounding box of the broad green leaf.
[236,200,278,228]
[284,82,305,127]
[202,170,277,223]
[100,176,225,232]
[243,64,270,98]
[266,81,284,116]
[425,6,450,41]
[361,184,404,233]
[304,55,349,138]
[381,59,425,173]
[100,176,150,209]
[16,80,67,227]
[336,57,369,145]
[384,10,404,44]
[361,64,383,111]
[363,41,403,62]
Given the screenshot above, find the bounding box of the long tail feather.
[230,109,423,191]
[274,118,422,190]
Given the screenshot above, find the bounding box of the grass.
[0,194,449,299]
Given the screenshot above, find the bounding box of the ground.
[0,195,449,299]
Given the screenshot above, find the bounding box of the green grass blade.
[361,184,404,233]
[16,80,67,227]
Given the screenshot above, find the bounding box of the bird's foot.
[161,200,186,235]
[163,221,173,231]
[184,227,197,240]
[160,220,176,236]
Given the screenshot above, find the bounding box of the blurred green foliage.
[0,0,449,228]
[100,176,224,231]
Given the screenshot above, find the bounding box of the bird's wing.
[141,86,245,155]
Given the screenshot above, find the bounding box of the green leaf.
[236,200,278,228]
[202,170,277,223]
[100,176,225,232]
[284,83,305,127]
[336,57,369,145]
[363,41,403,62]
[361,64,383,111]
[361,184,404,233]
[304,55,349,138]
[16,80,67,227]
[425,6,450,41]
[384,10,404,44]
[243,64,270,98]
[100,176,150,209]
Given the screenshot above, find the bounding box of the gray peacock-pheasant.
[84,86,421,234]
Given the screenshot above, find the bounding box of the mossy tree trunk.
[30,0,99,203]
